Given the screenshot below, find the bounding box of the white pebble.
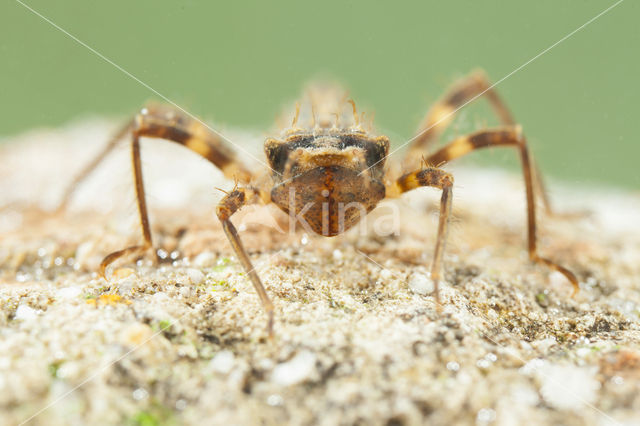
[476,408,496,424]
[611,376,624,385]
[14,304,39,321]
[271,351,316,386]
[539,364,600,411]
[408,272,434,295]
[267,394,283,406]
[132,388,148,401]
[210,350,235,374]
[476,359,491,369]
[576,347,591,358]
[74,241,94,267]
[511,385,540,406]
[549,271,575,293]
[186,268,205,285]
[380,269,393,281]
[180,286,192,298]
[532,337,556,352]
[115,275,139,295]
[57,286,81,300]
[193,252,216,267]
[153,292,170,302]
[519,358,545,375]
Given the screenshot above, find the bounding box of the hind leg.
[407,70,572,217]
[425,126,579,294]
[98,105,254,276]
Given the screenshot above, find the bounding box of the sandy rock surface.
[1,120,639,425]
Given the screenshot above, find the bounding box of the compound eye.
[376,136,390,154]
[264,138,289,174]
[362,136,389,168]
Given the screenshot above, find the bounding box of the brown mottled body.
[266,132,389,236]
[61,71,579,336]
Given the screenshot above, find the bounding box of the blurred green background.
[1,1,637,187]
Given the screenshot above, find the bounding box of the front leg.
[390,167,454,307]
[216,188,275,337]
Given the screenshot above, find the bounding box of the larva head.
[264,131,389,236]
